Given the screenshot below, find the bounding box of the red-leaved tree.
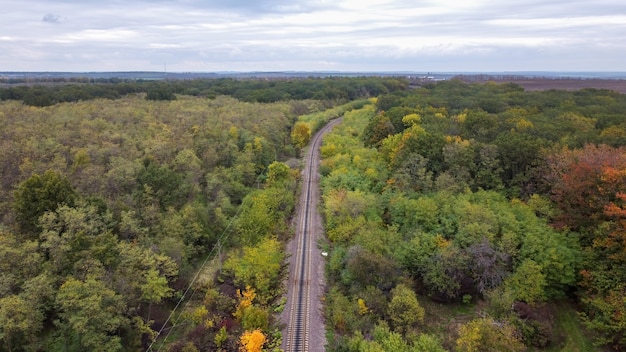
[544,144,626,231]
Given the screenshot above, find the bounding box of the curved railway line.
[284,119,342,352]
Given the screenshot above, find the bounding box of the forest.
[0,77,404,352]
[0,77,403,107]
[321,81,626,351]
[1,76,626,352]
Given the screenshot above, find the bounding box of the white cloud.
[1,0,625,71]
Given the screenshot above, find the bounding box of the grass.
[418,296,602,352]
[418,296,481,350]
[542,301,599,352]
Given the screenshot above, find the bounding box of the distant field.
[461,77,626,93]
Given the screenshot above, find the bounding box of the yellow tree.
[234,286,256,321]
[291,122,312,149]
[239,329,266,352]
[456,317,526,352]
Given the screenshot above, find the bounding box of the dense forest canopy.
[1,77,626,351]
[320,81,626,351]
[0,76,406,351]
[0,77,407,107]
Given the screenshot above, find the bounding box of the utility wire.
[146,198,248,351]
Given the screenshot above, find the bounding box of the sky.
[1,0,625,72]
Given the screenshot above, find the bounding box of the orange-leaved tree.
[544,144,626,231]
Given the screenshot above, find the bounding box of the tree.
[362,112,395,147]
[467,240,510,295]
[598,189,626,263]
[580,191,626,348]
[518,224,578,299]
[388,284,425,334]
[54,276,127,352]
[421,243,470,301]
[494,132,544,196]
[37,202,117,276]
[412,334,447,352]
[223,237,284,304]
[473,143,503,191]
[145,83,176,100]
[140,269,173,322]
[235,187,294,245]
[136,159,184,209]
[344,246,398,291]
[581,283,626,348]
[13,170,76,237]
[111,241,178,312]
[234,286,256,321]
[323,189,376,231]
[0,295,43,352]
[241,305,269,331]
[157,204,211,264]
[505,259,546,305]
[369,321,446,352]
[402,113,421,127]
[392,153,433,193]
[0,230,42,294]
[544,144,626,231]
[291,121,312,149]
[456,317,526,352]
[266,161,291,187]
[239,329,266,352]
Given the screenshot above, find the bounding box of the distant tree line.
[0,77,408,107]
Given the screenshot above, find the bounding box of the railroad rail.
[284,119,341,352]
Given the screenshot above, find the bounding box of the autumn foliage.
[544,144,626,231]
[239,329,266,352]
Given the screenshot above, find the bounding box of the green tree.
[388,284,425,334]
[344,246,398,291]
[136,159,184,209]
[0,295,43,352]
[411,334,446,352]
[581,283,626,348]
[235,188,294,245]
[326,288,358,334]
[266,161,291,187]
[38,202,114,276]
[505,259,546,305]
[241,305,269,331]
[54,276,127,352]
[0,231,42,295]
[223,237,284,304]
[518,225,578,298]
[13,170,76,237]
[145,83,176,101]
[362,113,395,147]
[111,241,178,310]
[140,269,173,322]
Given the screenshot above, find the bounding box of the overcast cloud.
[1,0,625,72]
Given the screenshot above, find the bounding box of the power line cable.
[146,199,248,351]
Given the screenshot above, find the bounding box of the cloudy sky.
[1,0,625,72]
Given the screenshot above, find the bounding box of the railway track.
[284,119,341,352]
